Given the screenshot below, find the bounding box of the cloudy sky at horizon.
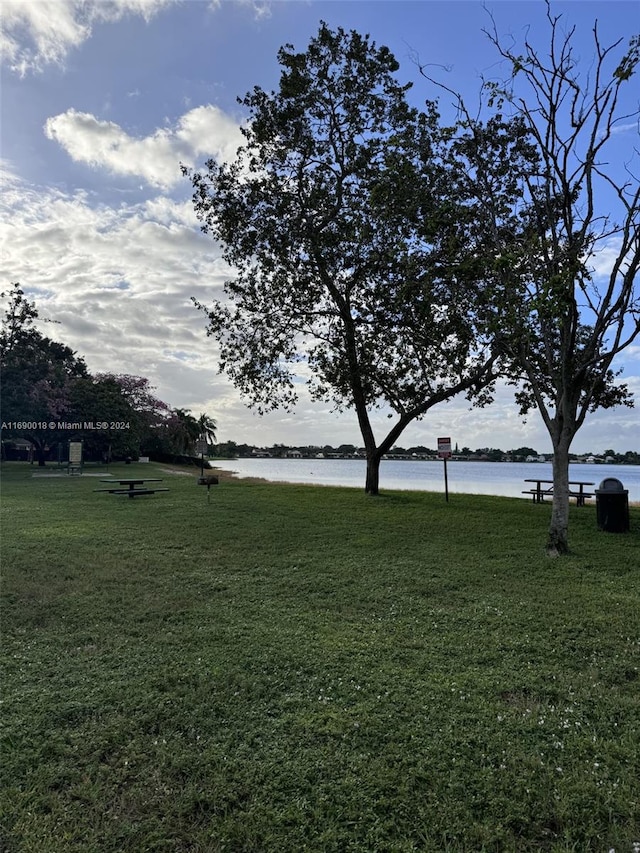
[2,0,639,454]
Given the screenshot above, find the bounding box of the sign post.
[437,437,452,502]
[68,440,83,476]
[196,438,208,477]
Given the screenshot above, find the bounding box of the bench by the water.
[94,478,169,499]
[522,479,594,507]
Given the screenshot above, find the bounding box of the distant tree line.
[0,284,216,466]
[212,441,639,465]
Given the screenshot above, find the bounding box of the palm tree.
[197,412,217,453]
[170,408,201,455]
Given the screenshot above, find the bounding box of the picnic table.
[94,478,169,499]
[523,479,594,507]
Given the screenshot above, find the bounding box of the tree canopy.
[184,23,530,494]
[1,283,217,465]
[421,5,640,553]
[0,283,88,464]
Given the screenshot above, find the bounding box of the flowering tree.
[96,373,172,457]
[1,283,87,465]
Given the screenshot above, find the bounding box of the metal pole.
[444,457,449,502]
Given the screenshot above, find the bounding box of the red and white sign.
[437,436,452,459]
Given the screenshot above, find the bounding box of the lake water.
[213,457,640,502]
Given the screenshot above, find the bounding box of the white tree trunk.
[548,440,571,555]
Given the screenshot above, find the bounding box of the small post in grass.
[196,438,207,478]
[437,436,452,502]
[196,438,218,504]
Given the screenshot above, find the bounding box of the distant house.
[287,449,302,458]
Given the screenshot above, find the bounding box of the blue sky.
[2,0,639,453]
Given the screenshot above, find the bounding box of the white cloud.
[624,345,640,361]
[586,237,625,281]
[0,166,230,409]
[600,120,639,139]
[1,162,637,452]
[239,0,272,21]
[1,0,177,76]
[44,105,244,189]
[208,0,272,20]
[1,0,274,76]
[612,121,639,135]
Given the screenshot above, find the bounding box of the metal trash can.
[595,477,629,533]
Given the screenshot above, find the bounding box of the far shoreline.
[206,460,640,506]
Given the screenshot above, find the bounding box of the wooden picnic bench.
[522,479,594,507]
[94,478,169,499]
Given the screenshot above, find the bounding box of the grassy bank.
[1,461,639,852]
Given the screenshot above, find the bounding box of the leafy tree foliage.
[1,283,87,465]
[183,24,518,494]
[420,5,640,553]
[508,447,540,460]
[167,408,201,455]
[68,375,140,460]
[96,373,172,458]
[1,286,217,464]
[198,412,218,452]
[488,8,640,555]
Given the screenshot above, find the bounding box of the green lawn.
[1,461,639,852]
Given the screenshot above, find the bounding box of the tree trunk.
[548,440,571,556]
[365,451,381,495]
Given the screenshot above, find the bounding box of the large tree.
[95,373,172,457]
[184,24,514,494]
[469,7,639,554]
[418,5,639,553]
[68,374,140,461]
[167,408,201,455]
[0,283,88,465]
[197,412,217,452]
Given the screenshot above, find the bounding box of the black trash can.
[595,477,629,533]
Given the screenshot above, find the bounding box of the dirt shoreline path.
[158,465,270,485]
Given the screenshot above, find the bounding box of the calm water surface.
[215,458,640,502]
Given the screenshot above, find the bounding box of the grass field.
[1,461,639,852]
